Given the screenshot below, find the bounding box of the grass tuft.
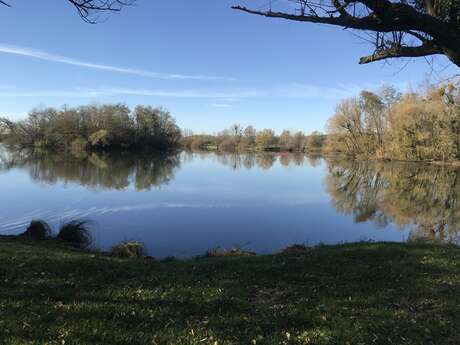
[20,220,52,241]
[111,241,146,259]
[56,220,92,248]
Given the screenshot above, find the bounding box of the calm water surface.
[1,147,458,258]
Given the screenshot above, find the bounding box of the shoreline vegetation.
[324,83,460,162]
[0,105,182,152]
[0,105,327,155]
[180,125,326,154]
[1,232,459,344]
[3,83,460,164]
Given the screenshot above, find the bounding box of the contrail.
[0,43,231,81]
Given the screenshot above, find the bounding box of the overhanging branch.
[231,6,415,32]
[359,43,442,64]
[232,2,460,67]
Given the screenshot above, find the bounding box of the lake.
[1,147,458,258]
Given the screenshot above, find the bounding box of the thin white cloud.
[0,43,231,81]
[0,85,339,99]
[0,88,261,99]
[0,82,409,100]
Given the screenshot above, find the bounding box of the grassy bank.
[1,238,460,344]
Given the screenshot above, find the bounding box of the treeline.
[181,125,325,153]
[326,83,460,161]
[0,104,181,151]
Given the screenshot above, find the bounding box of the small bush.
[205,247,256,258]
[21,220,52,240]
[218,138,238,152]
[281,244,309,254]
[162,256,178,263]
[56,220,92,248]
[70,138,88,152]
[111,241,146,259]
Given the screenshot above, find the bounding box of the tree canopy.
[233,0,460,68]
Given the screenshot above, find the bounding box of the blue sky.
[0,0,457,134]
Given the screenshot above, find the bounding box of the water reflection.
[0,148,180,191]
[2,146,460,245]
[181,150,321,171]
[0,149,322,190]
[325,159,460,242]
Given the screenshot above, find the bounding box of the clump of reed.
[110,241,146,259]
[19,219,93,249]
[20,220,52,241]
[56,220,92,249]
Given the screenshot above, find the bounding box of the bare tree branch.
[359,42,442,64]
[233,1,460,68]
[67,0,135,23]
[231,6,406,32]
[0,0,134,23]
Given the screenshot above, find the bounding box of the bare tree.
[233,1,460,68]
[1,0,134,23]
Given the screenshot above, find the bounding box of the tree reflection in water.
[0,148,181,191]
[325,159,460,242]
[2,147,459,242]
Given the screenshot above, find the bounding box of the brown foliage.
[326,83,460,162]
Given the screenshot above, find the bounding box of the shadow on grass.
[1,239,460,344]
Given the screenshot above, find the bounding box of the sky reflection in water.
[1,148,454,258]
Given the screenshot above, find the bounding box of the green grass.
[1,238,460,344]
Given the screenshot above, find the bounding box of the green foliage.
[111,241,146,259]
[134,106,181,149]
[88,129,109,148]
[1,104,181,151]
[1,238,460,344]
[70,138,89,155]
[20,220,52,241]
[56,220,92,249]
[305,131,326,152]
